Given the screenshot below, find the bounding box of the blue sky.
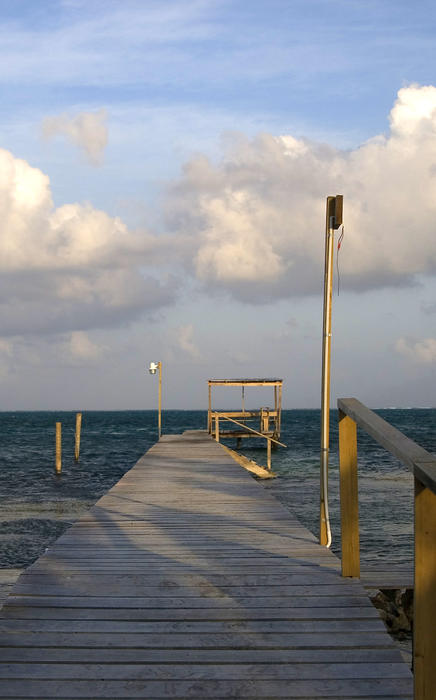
[1,0,436,409]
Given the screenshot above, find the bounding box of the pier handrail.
[214,413,287,447]
[212,413,286,471]
[337,397,436,700]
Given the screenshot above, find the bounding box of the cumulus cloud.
[395,337,436,364]
[42,109,108,165]
[0,147,177,337]
[66,331,106,363]
[0,332,110,380]
[165,84,436,301]
[172,324,202,360]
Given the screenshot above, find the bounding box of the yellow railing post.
[267,439,271,471]
[337,397,436,693]
[414,474,436,699]
[338,409,360,578]
[215,415,219,443]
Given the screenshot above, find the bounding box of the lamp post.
[320,194,343,548]
[148,361,162,439]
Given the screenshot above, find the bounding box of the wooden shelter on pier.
[207,378,283,442]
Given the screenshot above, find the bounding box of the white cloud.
[395,337,436,364]
[165,85,436,301]
[0,331,110,381]
[0,147,177,336]
[67,331,105,363]
[172,324,202,360]
[42,109,108,165]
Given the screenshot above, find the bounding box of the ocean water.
[0,408,434,569]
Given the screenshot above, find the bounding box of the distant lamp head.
[148,361,159,375]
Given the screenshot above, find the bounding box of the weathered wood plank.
[0,677,415,698]
[0,617,386,633]
[4,593,373,608]
[0,630,395,648]
[0,647,405,664]
[10,583,369,596]
[14,572,355,587]
[0,662,411,680]
[1,605,380,620]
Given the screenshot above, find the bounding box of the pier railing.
[338,397,436,699]
[213,413,286,470]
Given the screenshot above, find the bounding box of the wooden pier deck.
[0,431,412,698]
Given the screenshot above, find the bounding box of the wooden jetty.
[0,430,412,698]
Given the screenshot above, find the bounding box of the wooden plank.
[0,647,404,664]
[11,583,370,596]
[0,662,411,680]
[0,630,395,648]
[1,605,380,620]
[4,594,374,608]
[0,678,414,698]
[360,567,413,590]
[0,618,386,633]
[14,572,355,586]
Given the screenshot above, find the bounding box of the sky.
[1,0,436,410]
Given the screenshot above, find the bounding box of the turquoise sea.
[0,409,435,569]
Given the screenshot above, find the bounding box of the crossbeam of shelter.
[207,378,283,442]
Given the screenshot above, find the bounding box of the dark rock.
[370,587,413,637]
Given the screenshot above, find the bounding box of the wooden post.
[273,386,278,438]
[74,412,82,462]
[55,422,62,474]
[277,383,282,437]
[338,410,360,577]
[208,382,212,433]
[215,415,219,443]
[267,439,271,471]
[261,408,270,434]
[414,476,436,699]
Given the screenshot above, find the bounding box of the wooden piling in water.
[74,412,82,461]
[55,422,62,474]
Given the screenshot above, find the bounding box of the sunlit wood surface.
[0,431,412,698]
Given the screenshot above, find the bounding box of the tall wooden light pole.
[320,195,343,547]
[149,361,162,439]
